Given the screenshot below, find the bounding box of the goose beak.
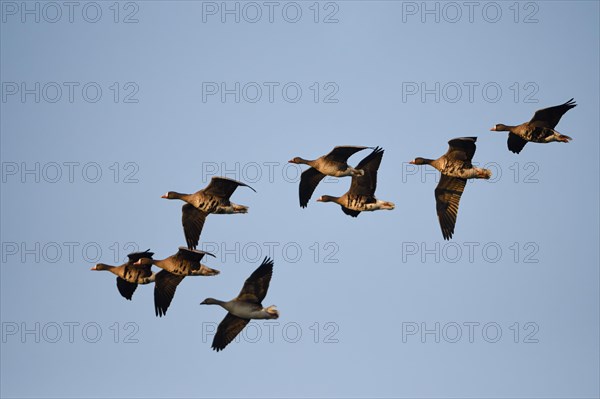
[90,266,97,270]
[287,159,294,163]
[490,126,496,131]
[160,193,168,199]
[409,160,415,165]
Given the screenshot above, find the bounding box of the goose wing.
[507,133,528,154]
[530,98,576,128]
[182,204,208,249]
[299,167,326,208]
[153,270,185,317]
[434,175,467,240]
[236,257,274,304]
[211,313,250,352]
[203,177,256,200]
[445,137,477,166]
[348,147,384,197]
[324,146,369,162]
[116,277,138,300]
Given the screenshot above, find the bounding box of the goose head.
[90,263,110,271]
[200,298,221,305]
[288,157,305,164]
[409,157,431,165]
[161,191,180,199]
[490,124,509,131]
[317,195,338,203]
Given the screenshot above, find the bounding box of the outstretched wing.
[348,147,384,197]
[153,270,185,317]
[445,137,477,165]
[324,146,369,162]
[341,206,361,218]
[212,313,250,352]
[299,167,326,208]
[126,249,154,263]
[434,175,467,241]
[182,204,208,249]
[236,257,274,304]
[203,177,256,200]
[507,133,528,154]
[530,98,576,128]
[116,277,138,300]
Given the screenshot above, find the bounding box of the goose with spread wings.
[410,137,491,240]
[161,177,256,249]
[201,257,278,352]
[134,248,219,317]
[491,98,576,154]
[91,250,155,300]
[289,146,369,207]
[316,147,395,217]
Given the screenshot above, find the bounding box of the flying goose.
[201,257,278,352]
[91,250,155,300]
[410,137,491,240]
[289,146,369,207]
[162,177,256,249]
[491,98,576,154]
[134,247,219,317]
[316,147,395,217]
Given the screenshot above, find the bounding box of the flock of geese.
[91,99,576,351]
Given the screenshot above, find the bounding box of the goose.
[91,250,155,300]
[289,146,369,207]
[201,257,278,352]
[134,247,219,317]
[491,98,576,154]
[410,137,491,240]
[162,176,256,249]
[316,147,395,217]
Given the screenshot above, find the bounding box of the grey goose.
[317,147,395,217]
[491,98,576,154]
[289,145,370,207]
[91,250,155,300]
[134,247,219,317]
[201,257,278,352]
[410,137,491,240]
[162,176,256,249]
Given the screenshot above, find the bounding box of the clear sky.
[1,1,599,397]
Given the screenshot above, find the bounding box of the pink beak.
[409,160,415,165]
[160,194,168,199]
[490,127,496,131]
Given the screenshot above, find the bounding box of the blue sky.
[1,1,599,397]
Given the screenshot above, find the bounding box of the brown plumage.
[91,250,155,300]
[317,147,395,217]
[491,98,576,154]
[289,146,369,207]
[410,137,490,240]
[134,247,219,317]
[200,257,278,352]
[162,177,256,249]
